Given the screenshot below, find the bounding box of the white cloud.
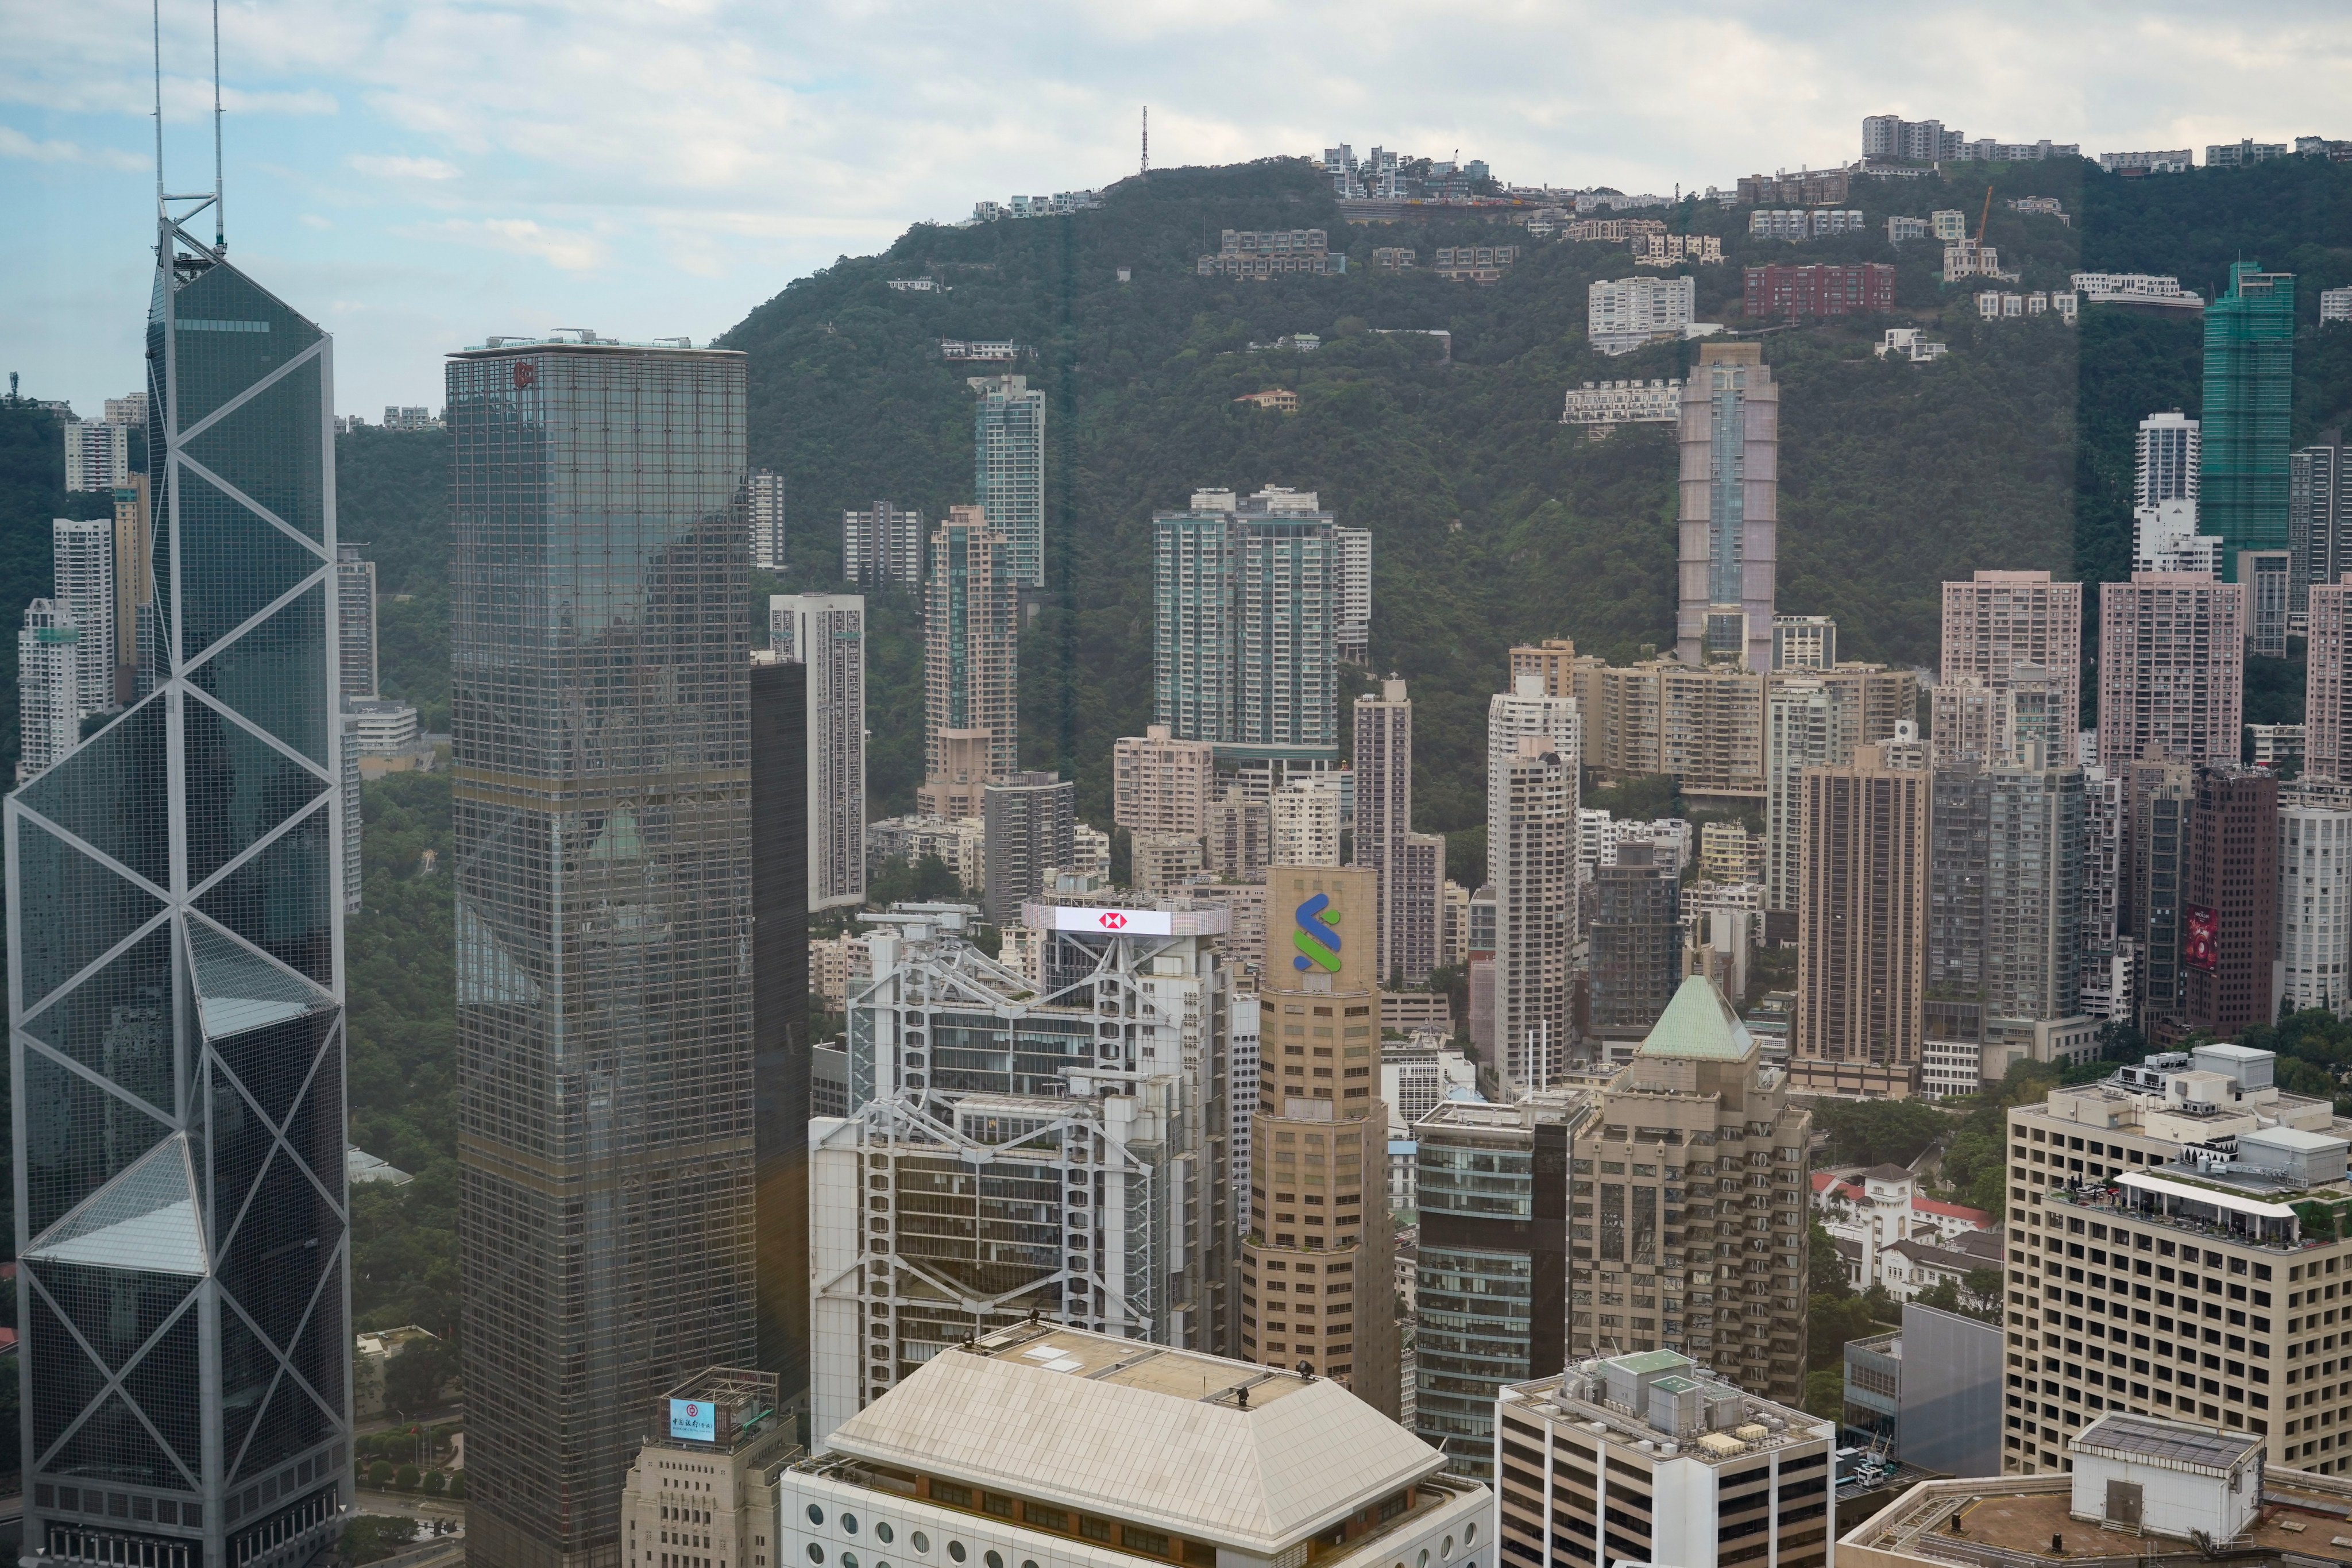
[0,124,144,169]
[424,217,606,272]
[349,153,461,180]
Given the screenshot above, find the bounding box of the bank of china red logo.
[1098,911,1127,930]
[512,361,536,389]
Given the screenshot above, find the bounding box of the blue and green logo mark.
[1291,893,1343,973]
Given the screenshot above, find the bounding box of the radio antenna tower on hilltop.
[1142,106,1149,179]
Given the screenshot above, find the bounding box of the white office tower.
[1486,674,1581,885]
[1336,524,1372,664]
[49,517,115,714]
[2136,410,2200,509]
[783,1322,1488,1568]
[15,600,80,782]
[1589,274,1696,355]
[750,467,786,570]
[810,900,1235,1443]
[1490,736,1574,1091]
[335,543,379,699]
[771,593,868,909]
[2280,797,2352,1015]
[1271,777,1342,865]
[1763,674,1860,912]
[342,708,364,913]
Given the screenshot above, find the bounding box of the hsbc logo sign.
[1098,911,1128,930]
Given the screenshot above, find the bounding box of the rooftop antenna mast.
[211,0,224,252]
[153,0,225,256]
[1141,106,1148,180]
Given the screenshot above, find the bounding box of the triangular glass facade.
[8,219,350,1568]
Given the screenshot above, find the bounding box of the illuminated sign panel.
[1019,904,1230,936]
[669,1399,716,1442]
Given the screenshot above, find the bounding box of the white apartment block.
[16,601,80,783]
[866,815,987,893]
[335,545,379,701]
[2324,287,2352,325]
[1490,736,1574,1092]
[1588,275,1694,356]
[1974,290,2077,321]
[1487,675,1580,886]
[51,518,115,716]
[344,697,420,756]
[102,393,147,427]
[1560,379,1682,427]
[61,421,129,493]
[1932,210,1969,240]
[2134,499,2224,575]
[773,593,870,909]
[2098,150,2194,173]
[2072,272,2204,308]
[2137,411,2200,508]
[1887,215,1930,243]
[1336,525,1372,665]
[2281,799,2352,1015]
[750,468,786,570]
[1271,778,1341,866]
[1113,725,1216,840]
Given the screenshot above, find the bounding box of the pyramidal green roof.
[1636,975,1755,1061]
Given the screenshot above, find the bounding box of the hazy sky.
[6,0,2351,417]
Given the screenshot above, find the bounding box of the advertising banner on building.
[2184,904,2219,971]
[669,1398,716,1442]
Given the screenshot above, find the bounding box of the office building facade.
[771,594,867,910]
[971,374,1045,588]
[1412,1096,1575,1481]
[813,902,1234,1440]
[2098,574,2245,768]
[1794,743,1928,1096]
[1677,343,1780,672]
[749,655,812,1411]
[10,222,352,1568]
[448,336,755,1568]
[2202,263,2296,574]
[1567,978,1812,1399]
[1241,866,1400,1415]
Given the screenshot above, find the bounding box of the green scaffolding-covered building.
[2201,261,2296,578]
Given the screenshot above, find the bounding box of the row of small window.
[36,1490,201,1529]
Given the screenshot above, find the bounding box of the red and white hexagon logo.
[1098,911,1127,930]
[512,361,536,390]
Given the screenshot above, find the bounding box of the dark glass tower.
[748,653,809,1428]
[449,338,754,1568]
[2202,261,2296,576]
[9,218,351,1566]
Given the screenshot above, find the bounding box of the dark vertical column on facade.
[750,658,811,1412]
[1530,1119,1569,1377]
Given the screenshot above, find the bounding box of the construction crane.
[1976,184,1995,245]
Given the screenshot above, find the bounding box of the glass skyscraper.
[2202,261,2296,577]
[9,221,351,1568]
[447,337,755,1568]
[1676,341,1779,671]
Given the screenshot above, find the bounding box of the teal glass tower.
[9,213,352,1565]
[2201,261,2296,577]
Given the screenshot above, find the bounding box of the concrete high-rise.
[981,771,1075,924]
[972,373,1046,588]
[748,654,812,1413]
[1271,778,1341,866]
[1240,865,1399,1415]
[1760,666,1911,912]
[2295,432,2346,611]
[2201,262,2296,575]
[1335,524,1372,665]
[2125,755,2195,1036]
[770,593,867,910]
[1940,569,2082,760]
[1567,976,1811,1400]
[1355,678,1438,985]
[1794,742,1929,1096]
[1925,749,2085,1049]
[10,217,352,1568]
[1590,843,1682,1045]
[1507,637,1590,700]
[51,516,115,717]
[1491,737,1574,1091]
[449,335,754,1568]
[2307,575,2352,783]
[1111,724,1216,840]
[16,598,80,781]
[2098,574,2245,768]
[2278,791,2352,1015]
[334,544,378,699]
[1677,342,1779,671]
[2184,768,2279,1040]
[748,467,785,571]
[1773,613,1837,670]
[2135,410,2200,509]
[920,505,1018,816]
[111,474,152,702]
[840,500,923,591]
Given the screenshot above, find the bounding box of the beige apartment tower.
[1794,741,1929,1096]
[1240,864,1400,1416]
[1678,342,1780,671]
[1111,723,1216,838]
[1941,569,2083,760]
[920,505,1018,812]
[1568,976,1811,1404]
[2097,572,2246,769]
[1355,679,1440,985]
[2307,574,2352,781]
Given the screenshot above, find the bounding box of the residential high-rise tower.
[748,467,785,571]
[2097,573,2245,767]
[2201,262,2296,576]
[918,506,1018,817]
[972,374,1045,588]
[1794,741,1929,1095]
[840,500,922,592]
[770,594,867,910]
[1490,737,1574,1091]
[1940,569,2082,761]
[1354,678,1438,986]
[1677,342,1779,671]
[448,335,754,1568]
[334,544,377,700]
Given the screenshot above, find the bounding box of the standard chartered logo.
[1291,893,1342,973]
